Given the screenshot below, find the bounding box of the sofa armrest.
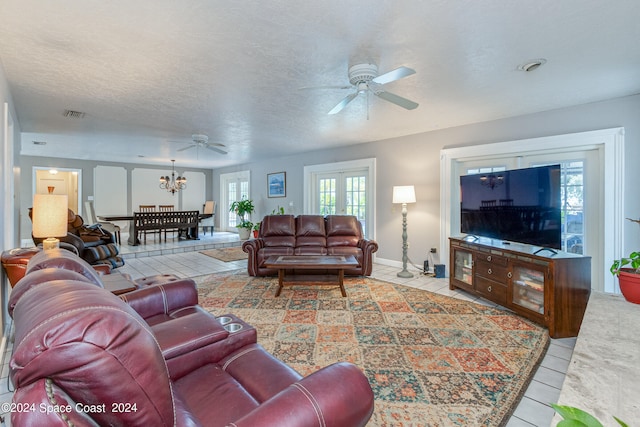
[243,239,264,276]
[358,239,379,276]
[119,279,198,320]
[231,362,374,427]
[11,379,102,427]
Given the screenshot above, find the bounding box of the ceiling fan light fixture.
[518,58,547,72]
[191,134,209,144]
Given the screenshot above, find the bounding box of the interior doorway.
[32,167,82,215]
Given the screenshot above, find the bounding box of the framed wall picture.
[267,172,286,198]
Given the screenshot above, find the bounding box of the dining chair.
[138,205,159,243]
[200,201,215,235]
[158,205,177,240]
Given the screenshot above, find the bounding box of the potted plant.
[610,251,640,304]
[271,206,285,215]
[552,404,627,426]
[229,198,255,240]
[253,221,261,238]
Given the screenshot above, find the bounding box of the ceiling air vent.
[63,109,86,119]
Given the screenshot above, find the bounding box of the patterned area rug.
[196,271,549,426]
[199,246,247,262]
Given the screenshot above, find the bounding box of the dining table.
[98,213,213,246]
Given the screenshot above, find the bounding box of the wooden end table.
[264,255,359,297]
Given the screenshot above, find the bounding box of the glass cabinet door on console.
[510,263,546,315]
[452,248,473,288]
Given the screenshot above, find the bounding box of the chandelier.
[480,173,504,189]
[159,160,187,194]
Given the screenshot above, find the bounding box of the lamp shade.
[392,185,416,204]
[32,194,69,238]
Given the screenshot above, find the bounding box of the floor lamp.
[393,185,416,278]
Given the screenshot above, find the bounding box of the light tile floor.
[0,232,571,426]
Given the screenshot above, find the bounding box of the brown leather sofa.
[9,249,375,426]
[242,215,378,276]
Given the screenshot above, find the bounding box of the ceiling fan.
[313,63,419,115]
[175,134,227,155]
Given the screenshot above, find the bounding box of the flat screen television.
[460,164,562,249]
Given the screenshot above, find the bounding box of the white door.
[220,171,250,232]
[314,170,370,237]
[305,158,376,239]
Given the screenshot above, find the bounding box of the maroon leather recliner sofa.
[242,215,378,277]
[9,250,375,426]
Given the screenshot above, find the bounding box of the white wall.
[0,59,21,346]
[213,94,640,276]
[18,157,213,241]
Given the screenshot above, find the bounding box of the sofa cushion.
[25,248,105,285]
[261,215,296,247]
[325,215,362,247]
[9,269,99,317]
[295,215,327,247]
[173,363,260,425]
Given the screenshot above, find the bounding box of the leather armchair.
[10,267,375,426]
[29,207,123,269]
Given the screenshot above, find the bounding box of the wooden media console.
[449,237,591,338]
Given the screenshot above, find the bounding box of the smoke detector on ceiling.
[518,58,547,72]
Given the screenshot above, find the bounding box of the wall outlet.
[430,248,437,253]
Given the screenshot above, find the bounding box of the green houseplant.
[610,250,640,304]
[252,221,261,238]
[229,198,255,240]
[552,404,627,426]
[609,216,640,304]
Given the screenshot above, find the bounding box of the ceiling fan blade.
[177,144,196,152]
[299,85,352,90]
[204,145,228,155]
[372,66,416,85]
[328,92,359,115]
[374,90,419,110]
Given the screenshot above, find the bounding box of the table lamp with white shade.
[32,194,69,251]
[392,185,416,278]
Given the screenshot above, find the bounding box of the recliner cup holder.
[224,323,243,333]
[217,316,233,325]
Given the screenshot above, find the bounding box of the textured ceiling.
[1,0,639,168]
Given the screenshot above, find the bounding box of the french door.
[305,159,375,239]
[220,171,250,232]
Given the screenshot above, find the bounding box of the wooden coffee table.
[264,255,359,297]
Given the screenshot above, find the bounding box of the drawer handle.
[507,272,512,278]
[487,255,492,261]
[487,285,492,292]
[487,268,493,275]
